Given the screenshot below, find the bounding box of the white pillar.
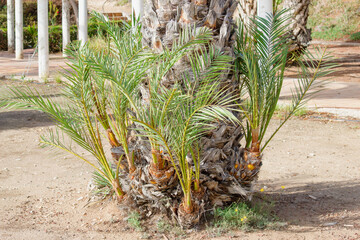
[257,0,273,19]
[132,0,143,20]
[15,0,23,59]
[38,0,49,80]
[79,0,88,47]
[7,0,15,53]
[62,0,71,56]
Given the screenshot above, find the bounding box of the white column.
[38,0,49,80]
[7,0,15,53]
[62,0,71,56]
[15,0,23,59]
[132,0,143,20]
[257,0,273,19]
[79,0,88,47]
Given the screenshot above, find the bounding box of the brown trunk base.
[192,185,206,201]
[178,201,200,229]
[148,163,177,190]
[230,148,262,185]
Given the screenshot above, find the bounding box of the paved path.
[0,49,69,82]
[279,78,360,118]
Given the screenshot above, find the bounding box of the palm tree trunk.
[141,0,246,226]
[235,0,311,53]
[142,0,237,52]
[236,0,257,26]
[282,0,312,53]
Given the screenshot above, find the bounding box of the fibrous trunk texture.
[113,122,249,228]
[142,0,238,52]
[235,0,257,26]
[235,0,311,53]
[110,0,262,228]
[282,0,312,53]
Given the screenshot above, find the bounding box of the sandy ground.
[87,0,131,15]
[0,38,360,239]
[0,80,360,239]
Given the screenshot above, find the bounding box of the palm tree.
[237,0,257,27]
[233,10,336,184]
[1,7,336,230]
[282,0,312,53]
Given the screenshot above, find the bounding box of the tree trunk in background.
[283,0,311,53]
[7,0,15,53]
[236,0,256,26]
[69,0,79,26]
[235,0,311,53]
[142,0,238,88]
[142,0,237,53]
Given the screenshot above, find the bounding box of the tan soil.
[87,0,131,15]
[1,79,360,239]
[285,44,360,83]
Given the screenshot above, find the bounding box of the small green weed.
[127,211,143,231]
[213,201,277,231]
[54,74,63,84]
[308,0,359,40]
[156,220,172,233]
[350,32,360,41]
[117,0,129,6]
[43,77,50,84]
[294,106,309,117]
[275,104,309,118]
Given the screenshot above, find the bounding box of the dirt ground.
[1,40,360,239]
[0,78,360,240]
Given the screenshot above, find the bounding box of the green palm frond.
[134,36,239,209]
[2,13,149,200]
[235,9,338,151]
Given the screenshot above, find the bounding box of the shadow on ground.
[264,180,360,229]
[279,82,360,101]
[0,110,54,131]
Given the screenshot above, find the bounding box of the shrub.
[0,28,6,50]
[350,32,360,41]
[0,13,6,28]
[23,1,38,26]
[0,20,126,52]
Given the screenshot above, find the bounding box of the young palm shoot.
[234,9,337,183]
[4,15,153,201]
[80,12,154,174]
[6,53,126,201]
[134,45,238,227]
[133,27,213,179]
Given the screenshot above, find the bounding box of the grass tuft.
[213,201,278,231]
[156,220,172,233]
[54,74,63,84]
[308,0,359,41]
[127,211,143,231]
[350,32,360,41]
[275,104,309,119]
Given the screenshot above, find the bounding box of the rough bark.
[283,0,312,53]
[235,0,257,26]
[69,0,79,26]
[126,2,255,229]
[142,0,238,53]
[235,0,311,53]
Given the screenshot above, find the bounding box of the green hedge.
[0,28,6,50]
[0,20,125,52]
[0,13,6,28]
